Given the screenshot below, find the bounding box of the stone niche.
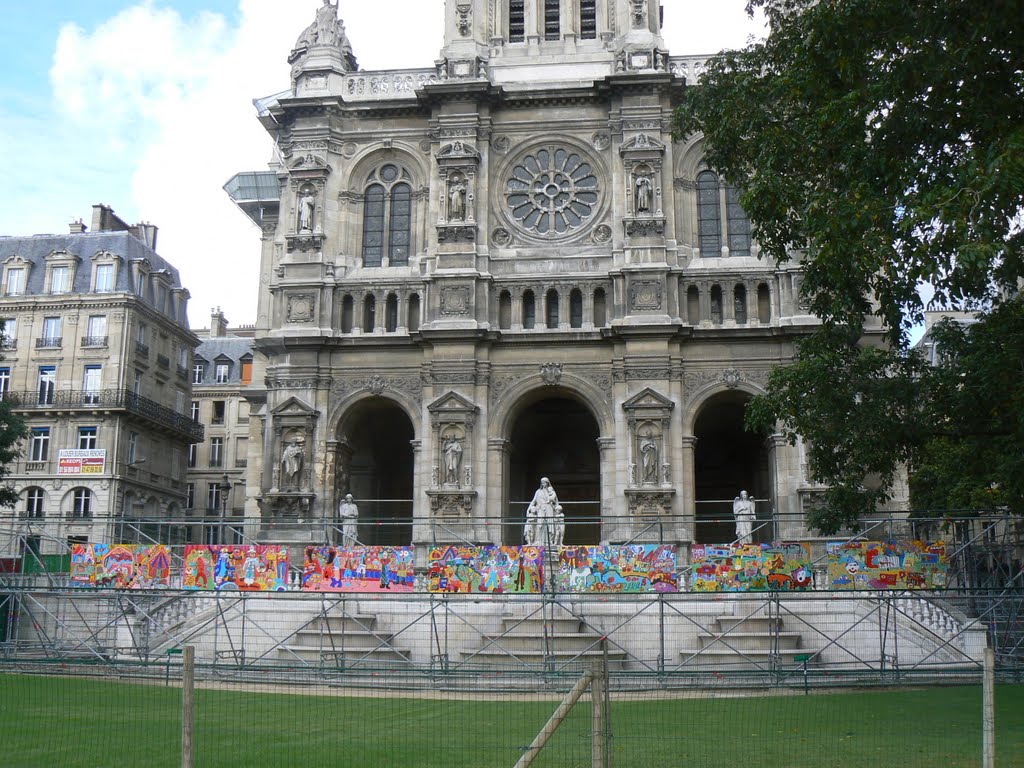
[425,392,479,539]
[261,397,318,539]
[620,387,678,542]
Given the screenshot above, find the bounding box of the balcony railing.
[176,365,188,379]
[135,341,150,358]
[157,354,170,370]
[35,337,62,349]
[6,388,205,442]
[1,340,16,351]
[81,336,108,347]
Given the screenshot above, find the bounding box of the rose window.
[505,147,599,237]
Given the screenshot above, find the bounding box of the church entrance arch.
[692,391,771,544]
[335,398,414,546]
[505,395,601,546]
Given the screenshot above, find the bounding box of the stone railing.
[342,68,439,102]
[668,55,710,84]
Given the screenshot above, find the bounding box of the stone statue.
[640,436,658,483]
[634,174,652,213]
[552,504,565,548]
[290,0,357,70]
[525,477,558,546]
[281,441,304,483]
[448,179,467,220]
[733,490,756,545]
[339,493,359,546]
[443,436,463,485]
[298,191,315,232]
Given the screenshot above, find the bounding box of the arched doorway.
[337,398,415,546]
[693,392,771,543]
[506,395,601,545]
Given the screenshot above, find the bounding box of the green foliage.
[676,0,1024,530]
[0,378,25,510]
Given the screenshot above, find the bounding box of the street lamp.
[219,473,231,544]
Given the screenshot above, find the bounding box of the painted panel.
[555,545,678,593]
[427,545,545,593]
[183,545,290,591]
[692,542,813,592]
[302,546,415,592]
[826,541,948,589]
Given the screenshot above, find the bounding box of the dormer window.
[193,361,206,384]
[215,362,230,384]
[50,265,69,294]
[5,267,25,296]
[95,263,114,292]
[91,251,121,293]
[44,250,79,295]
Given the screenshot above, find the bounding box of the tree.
[0,394,25,509]
[674,0,1024,531]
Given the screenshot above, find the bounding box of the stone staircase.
[678,615,819,673]
[278,609,413,670]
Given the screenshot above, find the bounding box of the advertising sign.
[58,449,106,475]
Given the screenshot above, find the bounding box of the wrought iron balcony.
[6,388,205,442]
[81,336,108,347]
[35,337,62,349]
[157,354,170,369]
[135,341,150,358]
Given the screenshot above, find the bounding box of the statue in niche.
[339,493,359,546]
[443,436,463,485]
[525,477,559,546]
[448,178,467,221]
[298,190,315,232]
[281,441,305,484]
[640,436,659,483]
[733,490,756,545]
[634,173,653,213]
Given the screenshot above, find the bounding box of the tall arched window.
[544,0,560,40]
[522,290,536,329]
[697,171,721,257]
[710,285,723,325]
[569,289,583,328]
[546,289,559,328]
[363,295,376,332]
[593,288,607,327]
[498,291,512,330]
[25,487,45,518]
[362,164,412,267]
[341,295,354,333]
[385,293,399,332]
[734,284,748,324]
[687,285,700,325]
[407,293,421,332]
[726,186,752,258]
[757,283,772,323]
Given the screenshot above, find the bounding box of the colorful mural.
[692,542,813,592]
[68,544,173,588]
[826,541,948,589]
[428,546,545,594]
[302,546,415,592]
[183,545,290,591]
[554,545,678,593]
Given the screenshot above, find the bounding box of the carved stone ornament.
[624,489,676,518]
[592,133,610,150]
[456,3,472,36]
[428,490,476,518]
[625,218,665,238]
[723,368,742,388]
[440,286,471,315]
[630,280,663,311]
[492,136,511,154]
[539,362,563,385]
[437,225,477,243]
[287,294,315,323]
[492,228,512,246]
[366,376,388,395]
[592,224,612,244]
[631,0,647,27]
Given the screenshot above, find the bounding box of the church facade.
[227,0,833,556]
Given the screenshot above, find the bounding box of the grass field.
[1,673,1022,767]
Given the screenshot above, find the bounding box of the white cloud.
[41,0,761,328]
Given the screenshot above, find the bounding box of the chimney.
[211,307,228,337]
[134,222,159,250]
[69,219,87,234]
[91,204,131,233]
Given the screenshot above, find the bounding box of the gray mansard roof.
[194,336,255,385]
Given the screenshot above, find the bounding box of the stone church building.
[226,0,825,556]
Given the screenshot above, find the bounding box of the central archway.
[337,398,415,546]
[506,395,601,545]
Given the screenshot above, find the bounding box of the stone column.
[679,435,697,543]
[597,436,617,542]
[487,438,511,544]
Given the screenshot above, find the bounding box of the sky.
[0,1,766,329]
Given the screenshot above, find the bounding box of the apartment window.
[186,483,195,510]
[207,482,223,512]
[212,401,226,424]
[235,437,248,467]
[175,389,186,414]
[215,363,230,384]
[25,488,45,518]
[30,427,50,462]
[240,359,253,385]
[236,400,250,424]
[94,263,114,292]
[85,315,107,345]
[78,427,98,450]
[544,0,560,40]
[178,346,189,369]
[508,0,525,42]
[5,268,25,296]
[37,366,56,405]
[188,443,197,468]
[40,316,62,346]
[579,0,597,39]
[133,370,142,396]
[209,437,224,468]
[50,265,70,294]
[136,322,146,345]
[128,431,139,465]
[71,488,92,518]
[193,363,205,384]
[83,365,102,403]
[361,164,412,267]
[0,368,9,398]
[1,318,15,348]
[191,401,200,422]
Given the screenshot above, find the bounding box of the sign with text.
[58,449,106,475]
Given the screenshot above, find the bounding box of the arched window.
[569,289,583,328]
[341,295,354,333]
[407,293,421,332]
[25,487,44,518]
[579,0,597,39]
[498,291,512,330]
[362,164,412,267]
[726,186,752,258]
[385,293,399,332]
[546,289,559,328]
[593,288,607,327]
[522,290,536,329]
[757,283,772,323]
[710,285,723,325]
[697,171,722,257]
[687,285,700,325]
[734,284,748,324]
[363,295,376,332]
[71,488,93,518]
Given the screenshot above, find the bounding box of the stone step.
[289,629,395,648]
[498,618,583,634]
[480,632,607,653]
[279,644,412,665]
[461,648,627,672]
[677,648,819,671]
[715,616,783,633]
[696,632,803,652]
[302,615,380,633]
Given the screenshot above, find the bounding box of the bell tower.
[439,0,665,82]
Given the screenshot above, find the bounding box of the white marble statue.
[733,490,755,545]
[339,493,359,546]
[281,441,304,483]
[525,477,558,546]
[552,504,565,548]
[443,436,463,485]
[298,191,315,232]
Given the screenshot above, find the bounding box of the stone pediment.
[436,141,480,161]
[622,387,675,413]
[427,391,479,416]
[271,396,318,417]
[289,152,331,173]
[619,133,666,156]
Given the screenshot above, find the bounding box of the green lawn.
[1,673,1021,767]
